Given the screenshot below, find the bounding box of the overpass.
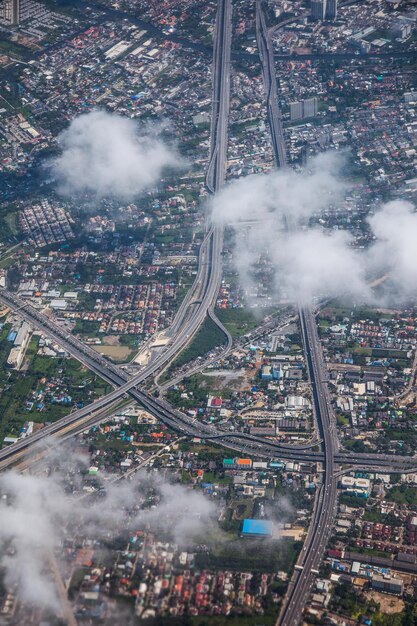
[0,0,235,468]
[0,287,416,476]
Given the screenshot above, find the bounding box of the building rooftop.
[241,519,274,537]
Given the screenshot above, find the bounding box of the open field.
[93,345,132,360]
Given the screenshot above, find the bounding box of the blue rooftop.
[241,519,273,537]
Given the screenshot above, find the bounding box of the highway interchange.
[0,0,234,469]
[0,1,417,623]
[1,286,417,476]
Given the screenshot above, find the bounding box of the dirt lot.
[93,345,131,361]
[102,335,120,346]
[367,591,404,614]
[202,369,254,392]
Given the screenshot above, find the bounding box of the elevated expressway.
[0,0,234,466]
[0,287,415,478]
[0,0,416,486]
[255,2,397,624]
[0,4,414,625]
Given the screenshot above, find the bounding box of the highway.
[0,288,232,464]
[0,0,234,467]
[1,2,414,622]
[0,14,415,617]
[135,0,234,387]
[278,309,339,626]
[255,2,341,624]
[0,287,326,464]
[161,0,233,357]
[2,286,417,477]
[1,0,415,476]
[1,0,417,486]
[256,0,288,169]
[255,1,414,621]
[158,309,293,391]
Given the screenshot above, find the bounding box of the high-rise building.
[326,0,338,20]
[392,19,412,40]
[311,0,326,21]
[290,97,318,121]
[0,0,20,25]
[0,0,45,26]
[404,91,417,104]
[290,101,304,121]
[303,97,318,118]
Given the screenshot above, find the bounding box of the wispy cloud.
[51,110,183,200]
[211,153,417,305]
[211,151,345,227]
[367,200,417,298]
[0,454,217,612]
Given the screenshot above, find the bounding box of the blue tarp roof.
[241,519,273,536]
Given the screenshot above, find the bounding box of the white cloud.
[51,110,182,199]
[211,153,417,305]
[0,472,70,610]
[211,151,346,226]
[271,228,369,303]
[368,200,417,297]
[211,153,358,303]
[0,461,217,612]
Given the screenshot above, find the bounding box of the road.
[158,309,293,392]
[1,1,414,622]
[256,2,341,624]
[256,2,287,169]
[154,0,233,360]
[0,9,414,600]
[2,287,417,474]
[0,0,234,467]
[157,303,233,388]
[1,0,417,485]
[278,309,338,626]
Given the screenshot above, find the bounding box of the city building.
[0,0,19,25]
[311,0,326,21]
[290,101,304,121]
[392,19,412,40]
[340,476,371,497]
[303,97,318,118]
[0,0,47,26]
[260,364,283,380]
[371,575,404,595]
[404,91,417,104]
[290,97,318,121]
[241,519,274,538]
[6,321,31,370]
[326,0,337,20]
